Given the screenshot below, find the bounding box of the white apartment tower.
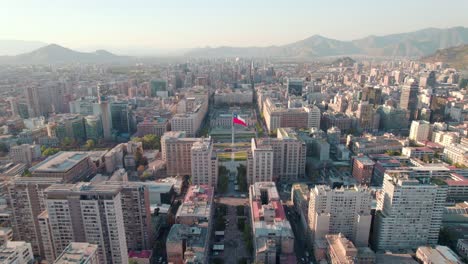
[191,138,219,187]
[372,171,447,251]
[304,105,321,129]
[308,185,372,247]
[247,138,274,185]
[45,183,128,264]
[409,120,431,143]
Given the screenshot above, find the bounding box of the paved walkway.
[213,197,251,264]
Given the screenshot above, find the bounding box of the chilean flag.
[233,113,247,127]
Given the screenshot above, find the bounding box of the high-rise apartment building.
[7,177,61,256]
[304,105,321,129]
[399,80,419,121]
[246,138,274,185]
[409,120,431,143]
[372,171,447,251]
[356,101,377,131]
[25,86,41,118]
[45,183,128,264]
[97,85,113,140]
[308,185,372,247]
[191,138,218,187]
[38,210,55,262]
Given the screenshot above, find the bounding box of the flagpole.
[231,112,235,163]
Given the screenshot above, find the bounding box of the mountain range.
[0,27,467,64]
[0,44,128,64]
[424,44,468,70]
[186,27,468,58]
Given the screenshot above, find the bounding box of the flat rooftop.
[54,242,98,264]
[30,152,89,173]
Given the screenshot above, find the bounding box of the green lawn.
[218,151,248,161]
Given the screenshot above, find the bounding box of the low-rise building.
[352,156,375,185]
[54,242,99,264]
[416,245,463,264]
[457,239,468,260]
[249,182,296,264]
[29,151,95,183]
[0,241,34,264]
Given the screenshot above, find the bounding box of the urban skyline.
[0,2,467,264]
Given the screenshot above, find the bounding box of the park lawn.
[218,151,248,161]
[214,142,251,148]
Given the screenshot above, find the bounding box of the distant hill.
[0,39,47,55]
[330,57,356,67]
[186,27,468,58]
[423,44,468,69]
[0,44,131,64]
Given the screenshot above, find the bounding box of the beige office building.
[246,138,274,185]
[308,185,372,247]
[258,128,306,182]
[161,131,199,176]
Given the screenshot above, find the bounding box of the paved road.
[285,205,309,263]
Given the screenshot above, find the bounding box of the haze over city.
[1,0,468,54]
[0,1,467,264]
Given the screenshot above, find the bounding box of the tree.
[137,165,146,174]
[42,147,60,157]
[237,165,248,192]
[217,173,229,194]
[0,143,8,153]
[385,150,400,156]
[140,171,153,181]
[454,163,467,169]
[85,139,95,150]
[61,137,74,149]
[22,169,32,177]
[133,134,160,150]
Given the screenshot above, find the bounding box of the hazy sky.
[2,0,468,53]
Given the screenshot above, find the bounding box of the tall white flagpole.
[231,112,235,163]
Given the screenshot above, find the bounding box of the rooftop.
[128,250,152,259]
[54,242,98,264]
[30,152,89,173]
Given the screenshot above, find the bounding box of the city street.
[285,205,311,263]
